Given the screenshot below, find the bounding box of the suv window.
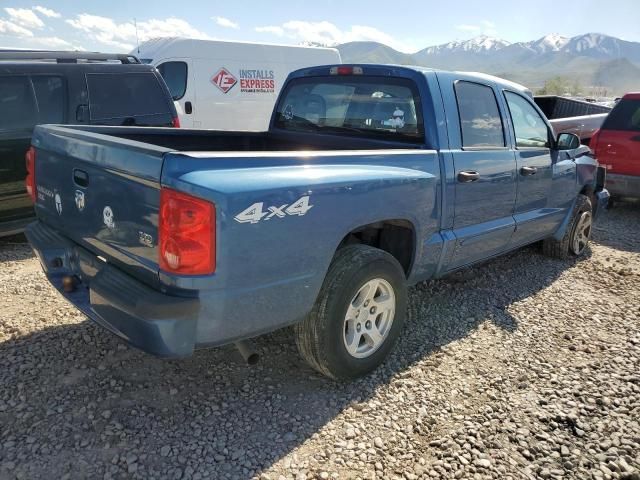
[455,81,505,148]
[505,91,550,148]
[32,76,65,124]
[602,98,640,132]
[0,76,37,131]
[274,76,424,143]
[87,72,170,122]
[157,62,187,100]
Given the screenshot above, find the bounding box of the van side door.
[438,74,517,270]
[157,59,194,127]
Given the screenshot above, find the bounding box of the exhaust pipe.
[235,340,259,366]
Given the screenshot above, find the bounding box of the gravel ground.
[1,202,639,480]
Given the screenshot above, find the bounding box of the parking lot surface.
[1,203,639,480]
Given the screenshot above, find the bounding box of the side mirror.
[556,132,581,150]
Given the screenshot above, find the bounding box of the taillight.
[590,128,601,153]
[171,116,181,128]
[25,147,36,202]
[159,188,215,275]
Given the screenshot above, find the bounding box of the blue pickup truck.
[26,65,609,380]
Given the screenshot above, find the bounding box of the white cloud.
[0,18,34,37]
[255,25,285,36]
[31,36,81,49]
[213,16,238,29]
[255,20,416,53]
[32,6,61,19]
[4,7,44,29]
[66,14,212,51]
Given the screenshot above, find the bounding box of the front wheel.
[543,194,593,259]
[295,245,407,380]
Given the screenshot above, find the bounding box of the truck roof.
[293,63,533,97]
[133,37,341,62]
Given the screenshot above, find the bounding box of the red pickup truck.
[591,93,640,202]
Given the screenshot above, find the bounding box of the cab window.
[0,76,37,131]
[32,75,65,124]
[602,98,640,132]
[454,81,505,148]
[505,91,550,148]
[157,62,188,100]
[274,76,424,143]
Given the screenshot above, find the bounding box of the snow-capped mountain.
[412,33,640,62]
[420,35,512,55]
[525,34,569,53]
[337,33,640,94]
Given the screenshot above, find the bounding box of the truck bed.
[29,123,439,356]
[61,125,423,152]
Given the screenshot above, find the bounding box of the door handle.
[457,171,480,183]
[520,166,538,176]
[73,169,89,188]
[631,135,640,142]
[184,101,193,114]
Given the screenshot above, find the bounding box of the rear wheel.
[295,245,407,380]
[543,194,593,259]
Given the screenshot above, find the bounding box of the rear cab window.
[602,98,640,132]
[274,76,424,143]
[86,72,173,126]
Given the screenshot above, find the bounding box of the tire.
[543,194,593,260]
[295,245,407,380]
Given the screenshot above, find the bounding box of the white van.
[134,38,341,130]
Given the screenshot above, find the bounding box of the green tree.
[537,76,582,96]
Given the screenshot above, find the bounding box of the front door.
[503,91,558,246]
[444,79,518,270]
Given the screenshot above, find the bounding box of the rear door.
[0,75,38,223]
[595,96,640,175]
[86,72,174,127]
[439,76,517,269]
[156,59,194,127]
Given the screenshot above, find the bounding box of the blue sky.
[1,0,639,53]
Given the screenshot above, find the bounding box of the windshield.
[274,76,424,143]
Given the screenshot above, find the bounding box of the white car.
[134,38,341,131]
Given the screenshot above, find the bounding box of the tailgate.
[31,125,170,288]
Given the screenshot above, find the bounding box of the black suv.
[0,51,179,236]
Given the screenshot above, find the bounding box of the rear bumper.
[606,173,640,198]
[25,221,199,358]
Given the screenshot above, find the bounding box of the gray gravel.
[1,201,639,480]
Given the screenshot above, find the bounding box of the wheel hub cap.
[572,211,592,255]
[343,278,396,359]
